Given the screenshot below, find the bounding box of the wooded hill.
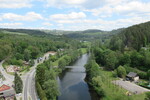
[110,21,150,51]
[0,28,54,36]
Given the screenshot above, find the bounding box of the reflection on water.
[58,54,91,100]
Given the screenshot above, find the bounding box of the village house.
[126,72,139,82]
[0,84,15,100]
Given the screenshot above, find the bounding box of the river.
[58,54,98,100]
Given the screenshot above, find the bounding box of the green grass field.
[80,48,87,54]
[52,55,67,66]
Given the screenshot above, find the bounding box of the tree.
[45,70,56,80]
[119,53,131,66]
[130,51,144,68]
[14,73,23,93]
[29,59,35,66]
[144,52,150,70]
[24,49,31,61]
[116,65,126,78]
[104,50,118,70]
[43,79,60,99]
[58,59,66,70]
[36,82,47,100]
[147,70,150,83]
[92,76,105,98]
[28,46,40,59]
[36,65,46,85]
[85,59,100,82]
[45,60,52,69]
[15,53,23,60]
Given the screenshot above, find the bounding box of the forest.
[0,21,150,100]
[84,21,150,100]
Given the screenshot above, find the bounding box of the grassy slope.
[1,30,28,35]
[99,70,146,100]
[52,55,67,66]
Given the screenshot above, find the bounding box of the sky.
[0,0,150,31]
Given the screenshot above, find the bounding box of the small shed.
[126,72,139,82]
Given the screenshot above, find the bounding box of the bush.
[112,70,118,77]
[116,65,126,78]
[145,92,150,100]
[92,76,105,98]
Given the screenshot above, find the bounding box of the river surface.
[58,54,92,100]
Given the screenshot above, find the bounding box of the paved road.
[22,68,37,100]
[0,60,14,85]
[113,80,150,94]
[22,52,54,100]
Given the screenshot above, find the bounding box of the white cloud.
[44,0,103,9]
[52,16,150,30]
[0,18,2,21]
[87,0,150,16]
[0,0,32,8]
[0,23,23,28]
[2,12,43,21]
[50,12,86,20]
[64,0,86,5]
[42,22,53,26]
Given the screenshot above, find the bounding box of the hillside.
[110,21,150,51]
[0,28,51,36]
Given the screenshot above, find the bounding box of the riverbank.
[36,48,86,100]
[84,58,146,100]
[58,54,95,100]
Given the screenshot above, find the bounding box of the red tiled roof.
[0,85,11,92]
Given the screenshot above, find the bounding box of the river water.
[58,54,92,100]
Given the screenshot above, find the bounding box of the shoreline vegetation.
[35,48,88,100]
[84,56,146,100]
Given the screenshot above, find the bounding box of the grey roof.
[3,88,15,97]
[127,72,137,78]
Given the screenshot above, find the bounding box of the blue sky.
[0,0,150,31]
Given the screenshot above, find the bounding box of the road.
[22,68,37,100]
[0,60,14,85]
[0,52,54,100]
[22,52,54,100]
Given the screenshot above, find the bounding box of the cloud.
[2,12,43,21]
[0,23,23,28]
[42,22,53,26]
[64,0,86,5]
[50,12,86,20]
[52,16,150,30]
[0,0,32,8]
[86,0,150,16]
[0,18,2,21]
[44,0,103,9]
